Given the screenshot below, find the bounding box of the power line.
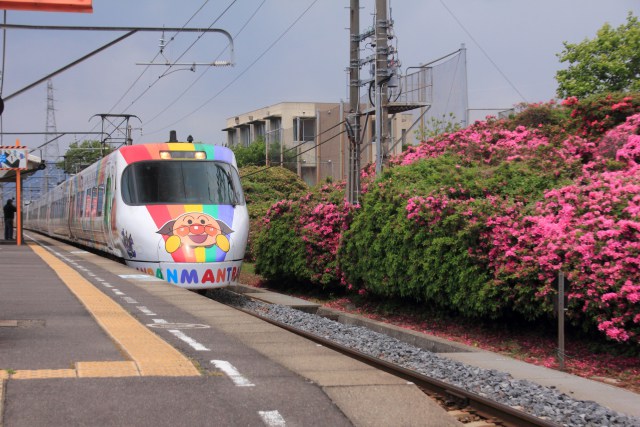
[146,0,320,136]
[437,0,528,103]
[120,0,238,112]
[144,0,266,127]
[107,0,213,113]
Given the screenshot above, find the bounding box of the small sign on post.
[1,144,28,246]
[0,146,28,169]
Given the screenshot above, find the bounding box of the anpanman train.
[24,141,249,289]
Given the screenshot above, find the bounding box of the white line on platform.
[122,297,138,304]
[169,329,210,351]
[258,410,286,426]
[211,360,254,387]
[112,289,124,296]
[137,306,157,316]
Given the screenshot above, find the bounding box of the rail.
[232,304,560,427]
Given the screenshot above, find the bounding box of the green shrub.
[240,166,307,261]
[339,155,566,318]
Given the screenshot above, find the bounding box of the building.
[223,101,414,186]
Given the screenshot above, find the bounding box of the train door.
[103,160,117,253]
[68,190,75,237]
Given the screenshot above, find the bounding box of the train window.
[91,187,98,216]
[76,191,83,218]
[97,185,104,216]
[85,189,92,217]
[121,160,245,206]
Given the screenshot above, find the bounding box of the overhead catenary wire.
[146,0,320,136]
[120,0,238,113]
[75,0,221,146]
[107,0,213,113]
[144,0,266,127]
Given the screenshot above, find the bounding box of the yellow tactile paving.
[11,369,77,379]
[0,370,8,380]
[28,244,201,378]
[76,361,140,378]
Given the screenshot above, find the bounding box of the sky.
[0,0,638,159]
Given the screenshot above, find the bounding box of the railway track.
[217,291,560,427]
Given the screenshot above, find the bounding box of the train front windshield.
[122,161,245,205]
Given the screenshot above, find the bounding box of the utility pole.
[374,0,390,176]
[347,0,361,204]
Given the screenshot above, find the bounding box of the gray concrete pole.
[375,0,389,176]
[348,0,361,203]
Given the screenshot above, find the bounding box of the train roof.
[118,143,236,166]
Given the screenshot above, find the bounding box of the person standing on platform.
[3,198,16,240]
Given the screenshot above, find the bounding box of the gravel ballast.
[209,289,640,427]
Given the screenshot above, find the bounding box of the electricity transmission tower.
[43,79,62,192]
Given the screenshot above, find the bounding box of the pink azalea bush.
[396,121,554,167]
[255,181,358,288]
[299,190,359,285]
[254,94,640,347]
[483,166,640,342]
[390,109,640,344]
[479,115,640,343]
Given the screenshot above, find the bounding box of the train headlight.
[159,151,207,160]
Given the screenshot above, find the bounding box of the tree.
[58,140,113,174]
[231,136,297,171]
[414,113,462,142]
[556,13,640,99]
[231,137,267,167]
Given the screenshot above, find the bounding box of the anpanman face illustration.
[157,212,233,254]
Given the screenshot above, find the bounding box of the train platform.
[0,234,460,427]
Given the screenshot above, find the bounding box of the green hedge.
[339,155,566,318]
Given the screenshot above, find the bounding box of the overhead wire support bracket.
[135,60,233,68]
[0,24,235,102]
[91,113,141,149]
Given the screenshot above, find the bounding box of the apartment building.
[223,101,414,186]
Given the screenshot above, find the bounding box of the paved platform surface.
[0,234,460,427]
[236,286,640,419]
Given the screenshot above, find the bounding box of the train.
[24,141,249,289]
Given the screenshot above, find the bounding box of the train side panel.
[66,154,119,256]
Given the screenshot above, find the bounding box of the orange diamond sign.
[0,0,92,13]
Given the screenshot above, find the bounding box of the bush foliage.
[251,92,640,346]
[239,166,307,261]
